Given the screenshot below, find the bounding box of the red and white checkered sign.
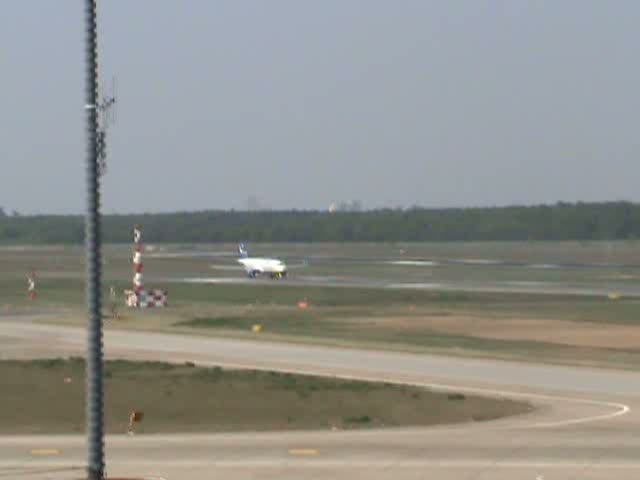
[137,289,168,308]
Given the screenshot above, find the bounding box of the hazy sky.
[1,1,639,214]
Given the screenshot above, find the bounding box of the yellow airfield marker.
[288,448,319,456]
[30,448,60,456]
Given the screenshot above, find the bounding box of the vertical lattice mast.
[84,0,105,477]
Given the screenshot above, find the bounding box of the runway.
[2,318,640,479]
[172,274,640,297]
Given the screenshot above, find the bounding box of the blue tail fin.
[238,242,248,258]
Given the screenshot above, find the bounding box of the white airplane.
[237,243,287,279]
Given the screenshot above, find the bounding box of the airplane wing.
[209,264,246,271]
[286,260,309,269]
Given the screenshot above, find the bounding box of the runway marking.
[3,460,640,469]
[186,360,630,430]
[289,449,319,456]
[30,449,60,456]
[403,380,630,430]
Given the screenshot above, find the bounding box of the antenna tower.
[96,77,117,176]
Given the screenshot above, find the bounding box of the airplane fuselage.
[237,257,287,278]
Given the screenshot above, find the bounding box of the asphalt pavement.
[1,318,639,480]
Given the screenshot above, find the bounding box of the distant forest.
[0,202,639,244]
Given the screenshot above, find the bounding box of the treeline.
[0,202,639,244]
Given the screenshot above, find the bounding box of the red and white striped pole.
[132,225,143,302]
[126,225,167,308]
[27,270,37,300]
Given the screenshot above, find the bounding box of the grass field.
[3,242,640,370]
[0,358,530,434]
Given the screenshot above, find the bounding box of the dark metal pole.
[84,0,105,479]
